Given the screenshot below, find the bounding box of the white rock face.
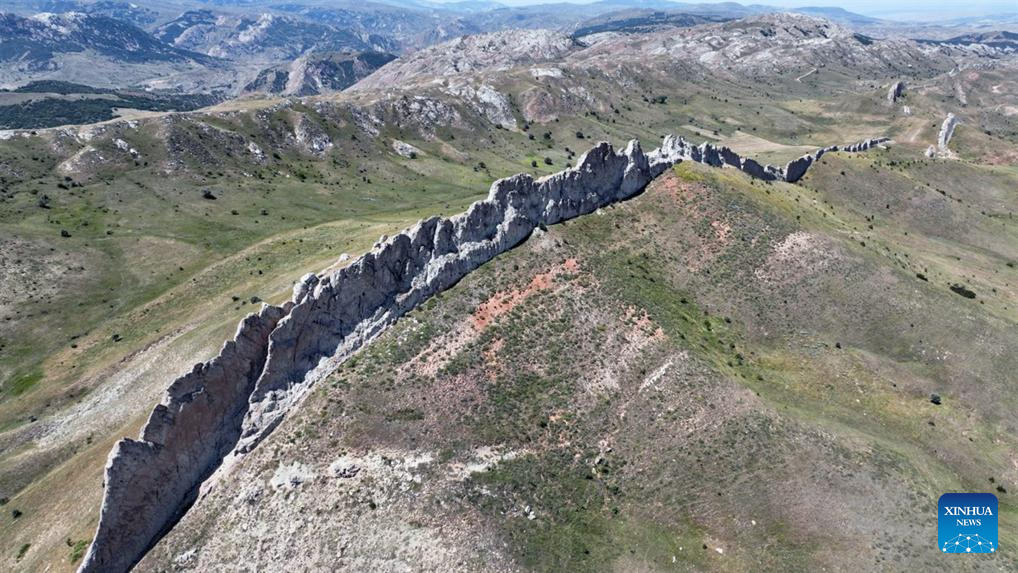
[391,139,421,158]
[77,134,891,573]
[938,113,958,153]
[445,82,517,129]
[77,304,289,573]
[293,115,332,155]
[887,81,905,104]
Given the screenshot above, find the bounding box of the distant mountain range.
[0,12,211,72]
[0,0,1012,101]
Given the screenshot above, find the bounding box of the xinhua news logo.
[939,493,998,554]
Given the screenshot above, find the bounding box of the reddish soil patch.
[471,258,579,330]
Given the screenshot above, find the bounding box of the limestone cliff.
[887,81,905,104]
[78,305,288,573]
[938,113,959,153]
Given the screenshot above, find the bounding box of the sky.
[431,0,1018,21]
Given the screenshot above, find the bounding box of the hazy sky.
[437,0,1018,21]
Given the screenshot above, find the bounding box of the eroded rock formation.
[78,134,891,573]
[938,113,959,153]
[887,81,905,103]
[78,305,288,573]
[782,137,890,183]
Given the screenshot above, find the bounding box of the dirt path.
[796,68,818,82]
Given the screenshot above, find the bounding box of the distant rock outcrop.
[887,81,905,103]
[78,133,891,573]
[938,113,959,153]
[243,52,397,96]
[782,137,890,183]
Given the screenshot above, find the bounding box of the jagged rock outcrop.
[78,133,891,573]
[887,81,905,103]
[78,305,288,573]
[78,137,678,573]
[782,137,890,183]
[938,113,958,153]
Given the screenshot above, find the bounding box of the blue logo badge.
[939,493,998,554]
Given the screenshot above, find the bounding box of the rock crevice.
[78,133,890,573]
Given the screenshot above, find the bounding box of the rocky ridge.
[887,80,905,103]
[77,133,891,573]
[938,112,959,153]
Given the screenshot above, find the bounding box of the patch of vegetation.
[949,284,976,299]
[68,538,89,562]
[470,451,706,572]
[5,369,43,397]
[0,89,221,129]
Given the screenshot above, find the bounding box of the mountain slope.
[351,29,581,90]
[0,11,1016,573]
[242,51,397,96]
[0,12,211,71]
[153,10,397,62]
[571,10,729,37]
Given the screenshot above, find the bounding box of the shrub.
[70,539,89,562]
[949,284,976,299]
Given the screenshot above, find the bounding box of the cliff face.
[77,134,890,573]
[78,305,288,573]
[938,113,959,153]
[887,81,905,103]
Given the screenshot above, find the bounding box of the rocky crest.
[77,133,890,573]
[887,81,905,103]
[938,112,959,153]
[783,137,890,182]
